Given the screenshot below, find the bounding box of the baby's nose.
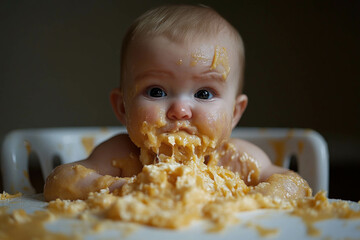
[167,100,192,120]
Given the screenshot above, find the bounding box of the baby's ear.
[231,94,248,129]
[110,88,127,125]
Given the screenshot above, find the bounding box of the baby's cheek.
[196,109,232,142]
[126,105,165,147]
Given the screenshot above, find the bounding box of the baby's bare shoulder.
[228,137,287,181]
[82,134,140,176]
[228,138,270,165]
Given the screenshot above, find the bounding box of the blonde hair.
[120,4,245,93]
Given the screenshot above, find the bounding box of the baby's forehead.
[125,33,243,87]
[130,29,242,56]
[121,5,245,90]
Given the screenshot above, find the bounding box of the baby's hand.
[251,171,312,200]
[44,164,128,201]
[109,178,128,192]
[43,134,141,201]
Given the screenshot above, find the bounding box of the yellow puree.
[1,121,360,238]
[0,207,75,240]
[191,45,230,80]
[0,192,22,200]
[105,120,253,228]
[210,45,230,80]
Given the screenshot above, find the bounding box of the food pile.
[1,122,359,239]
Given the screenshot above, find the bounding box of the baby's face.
[121,34,243,149]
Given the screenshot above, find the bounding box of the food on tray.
[1,121,359,239]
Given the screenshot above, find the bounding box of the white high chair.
[1,127,329,195]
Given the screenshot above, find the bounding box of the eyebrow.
[193,71,225,82]
[134,70,174,82]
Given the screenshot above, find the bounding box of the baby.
[44,5,311,202]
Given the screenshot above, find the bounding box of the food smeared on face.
[138,119,217,165]
[177,59,183,65]
[190,49,211,67]
[189,45,230,81]
[210,46,230,80]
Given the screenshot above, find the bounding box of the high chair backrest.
[1,127,328,195]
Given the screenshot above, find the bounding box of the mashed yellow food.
[0,192,22,200]
[1,121,359,239]
[46,120,310,231]
[48,120,257,229]
[43,120,300,229]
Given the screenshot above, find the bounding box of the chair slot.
[28,152,45,193]
[52,155,62,169]
[288,154,298,172]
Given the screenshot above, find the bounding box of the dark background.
[1,0,359,200]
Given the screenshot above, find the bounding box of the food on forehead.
[190,49,210,67]
[210,46,230,80]
[190,45,230,80]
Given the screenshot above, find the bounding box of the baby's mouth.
[161,121,197,135]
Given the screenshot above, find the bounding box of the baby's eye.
[194,89,213,100]
[147,87,167,98]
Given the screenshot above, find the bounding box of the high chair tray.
[1,194,359,239]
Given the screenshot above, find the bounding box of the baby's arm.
[218,138,312,200]
[43,134,142,201]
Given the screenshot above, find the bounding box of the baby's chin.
[128,120,228,164]
[127,117,234,155]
